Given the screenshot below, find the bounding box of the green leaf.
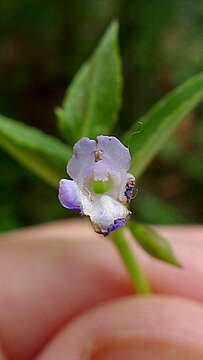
[56,21,122,143]
[123,72,203,177]
[129,222,181,267]
[0,115,71,187]
[136,193,187,225]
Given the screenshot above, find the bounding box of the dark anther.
[93,150,103,162]
[125,178,135,202]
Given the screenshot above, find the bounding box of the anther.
[93,150,103,162]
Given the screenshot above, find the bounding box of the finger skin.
[0,348,7,360]
[0,239,130,360]
[128,230,203,300]
[0,219,202,244]
[0,221,202,359]
[38,295,203,360]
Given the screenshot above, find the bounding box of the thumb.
[38,295,203,360]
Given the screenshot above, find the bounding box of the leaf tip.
[105,19,119,39]
[170,257,183,268]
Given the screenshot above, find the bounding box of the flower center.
[89,179,113,194]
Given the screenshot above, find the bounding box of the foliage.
[129,222,181,266]
[123,73,203,177]
[0,0,203,233]
[1,18,203,265]
[56,22,122,143]
[0,115,71,187]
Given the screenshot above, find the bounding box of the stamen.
[125,178,136,202]
[93,150,103,162]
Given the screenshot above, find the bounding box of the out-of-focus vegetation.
[0,0,203,231]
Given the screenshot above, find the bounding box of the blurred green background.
[0,0,203,231]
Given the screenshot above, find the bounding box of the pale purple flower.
[58,136,135,236]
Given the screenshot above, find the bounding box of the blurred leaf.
[136,193,187,224]
[158,137,182,165]
[181,153,203,182]
[129,222,181,267]
[56,21,122,143]
[193,120,203,145]
[0,115,71,187]
[123,72,203,177]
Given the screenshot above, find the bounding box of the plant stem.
[110,229,151,294]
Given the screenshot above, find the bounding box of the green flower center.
[89,179,113,194]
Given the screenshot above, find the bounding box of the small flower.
[58,136,135,236]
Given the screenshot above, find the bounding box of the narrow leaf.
[56,21,122,143]
[123,72,203,177]
[129,222,181,267]
[0,115,71,187]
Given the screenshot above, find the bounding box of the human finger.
[0,223,202,359]
[38,295,203,360]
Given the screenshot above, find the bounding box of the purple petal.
[58,179,82,211]
[67,137,96,182]
[103,217,127,236]
[97,136,131,171]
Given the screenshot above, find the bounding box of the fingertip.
[38,295,203,360]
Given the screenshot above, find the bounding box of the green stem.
[110,228,151,294]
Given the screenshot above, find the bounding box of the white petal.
[79,192,130,234]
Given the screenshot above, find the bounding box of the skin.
[0,220,203,359]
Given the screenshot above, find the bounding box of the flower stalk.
[110,228,151,294]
